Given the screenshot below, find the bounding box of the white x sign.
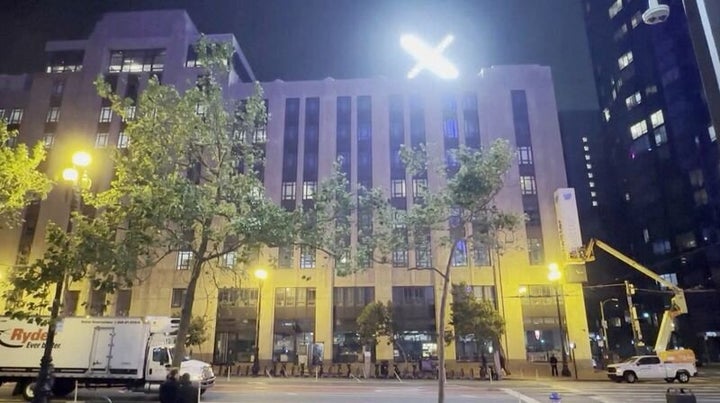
[401,34,458,79]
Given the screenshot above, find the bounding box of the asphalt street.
[1,377,719,402]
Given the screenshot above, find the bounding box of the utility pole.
[624,281,644,355]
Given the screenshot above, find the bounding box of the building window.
[177,251,192,270]
[625,92,642,110]
[630,10,643,28]
[412,178,428,199]
[46,50,84,73]
[391,179,406,198]
[608,0,622,18]
[8,108,23,124]
[125,105,136,121]
[254,127,267,143]
[452,240,468,267]
[171,288,186,308]
[517,146,533,165]
[592,200,598,206]
[527,237,543,265]
[52,80,65,97]
[583,145,590,152]
[613,23,628,41]
[650,110,664,128]
[652,239,672,255]
[43,133,55,149]
[95,132,109,148]
[300,246,315,269]
[108,49,165,73]
[195,104,206,117]
[46,107,60,123]
[590,191,597,197]
[630,120,648,140]
[659,273,678,288]
[415,247,431,268]
[115,289,132,316]
[99,107,113,123]
[655,126,668,146]
[694,189,709,206]
[392,248,408,267]
[589,181,595,188]
[222,251,236,268]
[118,132,129,148]
[278,245,294,268]
[282,182,296,200]
[303,181,316,200]
[588,173,594,179]
[520,176,537,195]
[0,109,4,120]
[602,108,610,122]
[473,243,490,266]
[586,163,592,170]
[618,51,634,70]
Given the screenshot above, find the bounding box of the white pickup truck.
[607,355,697,383]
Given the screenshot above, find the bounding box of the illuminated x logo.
[401,34,458,79]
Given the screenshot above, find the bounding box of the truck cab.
[607,355,696,383]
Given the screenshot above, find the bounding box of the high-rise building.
[0,10,592,374]
[583,0,720,359]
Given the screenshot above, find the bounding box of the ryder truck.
[0,316,215,401]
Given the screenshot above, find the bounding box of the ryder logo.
[0,328,48,348]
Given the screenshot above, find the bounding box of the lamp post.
[600,298,619,368]
[33,151,91,403]
[548,263,571,377]
[252,268,267,376]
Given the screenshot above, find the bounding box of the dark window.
[278,245,294,268]
[171,288,187,308]
[115,290,132,316]
[46,50,84,73]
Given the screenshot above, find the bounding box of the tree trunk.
[437,244,455,403]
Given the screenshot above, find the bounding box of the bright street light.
[400,34,459,79]
[547,262,562,282]
[62,168,79,182]
[254,268,268,280]
[71,151,92,167]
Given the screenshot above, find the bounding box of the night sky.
[0,0,598,111]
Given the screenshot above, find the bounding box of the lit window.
[583,145,590,151]
[613,23,628,41]
[603,108,610,122]
[589,181,595,188]
[451,240,468,267]
[659,273,678,288]
[709,126,717,142]
[592,200,598,207]
[590,191,597,197]
[117,132,129,148]
[8,108,23,124]
[630,11,642,28]
[582,137,588,143]
[694,189,709,206]
[282,182,296,200]
[655,126,668,146]
[588,172,594,179]
[625,92,642,110]
[689,169,704,187]
[586,163,592,170]
[517,146,533,165]
[412,178,428,198]
[643,229,650,243]
[608,0,622,18]
[222,251,236,268]
[46,107,60,123]
[392,248,408,268]
[52,80,64,97]
[303,181,317,200]
[176,251,192,270]
[650,110,664,128]
[625,193,631,201]
[99,107,113,123]
[108,49,165,73]
[195,104,206,117]
[630,120,648,140]
[95,132,109,148]
[584,154,591,161]
[125,106,136,121]
[43,133,55,148]
[253,127,267,143]
[520,176,537,195]
[391,179,406,198]
[618,51,634,70]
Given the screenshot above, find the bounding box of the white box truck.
[0,316,215,401]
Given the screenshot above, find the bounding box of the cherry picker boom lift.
[571,238,696,363]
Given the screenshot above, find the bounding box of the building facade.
[0,10,592,373]
[583,0,720,359]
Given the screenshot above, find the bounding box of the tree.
[401,141,520,403]
[450,283,505,361]
[0,123,51,228]
[91,38,297,366]
[186,316,210,353]
[356,300,410,362]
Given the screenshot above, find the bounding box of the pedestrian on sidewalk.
[178,372,199,403]
[159,369,179,403]
[550,354,559,376]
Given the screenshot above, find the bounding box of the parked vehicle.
[607,355,697,383]
[0,316,215,401]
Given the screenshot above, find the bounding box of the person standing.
[178,372,199,403]
[159,369,180,403]
[550,354,559,376]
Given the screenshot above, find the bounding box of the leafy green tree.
[356,301,409,362]
[400,141,520,402]
[0,123,52,228]
[186,316,210,353]
[450,283,505,359]
[91,38,297,366]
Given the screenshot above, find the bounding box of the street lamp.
[600,298,619,368]
[34,151,91,403]
[548,263,571,377]
[252,268,267,376]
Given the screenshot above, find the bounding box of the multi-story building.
[583,0,720,360]
[0,10,592,373]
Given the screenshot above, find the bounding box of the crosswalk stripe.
[501,388,542,403]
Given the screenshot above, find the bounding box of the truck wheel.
[20,380,36,402]
[52,379,76,397]
[676,371,690,383]
[624,371,637,383]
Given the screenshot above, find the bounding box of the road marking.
[501,388,541,403]
[549,384,616,403]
